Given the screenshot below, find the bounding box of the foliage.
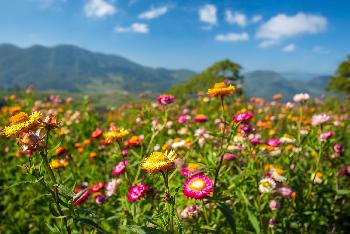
[327,55,350,95]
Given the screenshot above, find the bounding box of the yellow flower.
[141,150,178,173]
[2,112,42,137]
[207,82,235,97]
[104,127,129,142]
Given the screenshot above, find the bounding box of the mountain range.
[0,44,331,101]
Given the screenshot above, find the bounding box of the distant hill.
[244,70,330,99]
[0,44,195,94]
[0,44,331,101]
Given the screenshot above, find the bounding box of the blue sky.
[0,0,349,74]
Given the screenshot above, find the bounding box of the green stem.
[41,130,71,234]
[161,172,174,234]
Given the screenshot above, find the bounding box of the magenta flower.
[233,112,253,123]
[127,183,149,202]
[266,138,281,147]
[73,189,91,206]
[112,160,128,176]
[178,114,190,124]
[95,195,107,205]
[157,94,175,105]
[183,174,213,200]
[194,114,208,123]
[334,144,344,154]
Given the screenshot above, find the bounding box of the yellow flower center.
[262,181,271,188]
[189,179,206,191]
[214,82,226,89]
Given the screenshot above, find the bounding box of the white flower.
[259,178,276,193]
[293,93,310,103]
[311,172,323,184]
[271,169,286,182]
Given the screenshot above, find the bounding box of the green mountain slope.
[0,44,195,94]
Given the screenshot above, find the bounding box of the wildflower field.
[1,84,349,234]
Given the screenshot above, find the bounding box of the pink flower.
[178,115,190,124]
[73,189,91,206]
[122,149,129,156]
[105,179,121,197]
[269,200,280,211]
[311,113,330,126]
[112,160,128,176]
[320,131,333,141]
[233,112,253,123]
[157,94,175,105]
[249,135,262,145]
[183,174,213,200]
[127,183,149,202]
[180,205,201,219]
[222,153,237,161]
[266,138,281,147]
[275,186,292,198]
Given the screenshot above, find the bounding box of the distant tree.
[170,59,243,97]
[327,55,350,95]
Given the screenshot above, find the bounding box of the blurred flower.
[104,127,129,143]
[90,182,104,192]
[180,205,201,219]
[311,172,323,184]
[95,195,106,205]
[259,178,276,193]
[178,114,190,124]
[269,200,280,211]
[312,113,330,126]
[320,131,333,141]
[233,112,253,123]
[141,150,178,173]
[275,186,293,198]
[91,128,103,139]
[181,163,202,177]
[127,183,149,202]
[293,93,310,103]
[74,189,91,206]
[269,218,276,228]
[194,114,208,123]
[157,94,175,105]
[183,174,213,199]
[266,138,281,147]
[207,82,234,97]
[333,144,344,154]
[105,179,121,197]
[2,112,42,137]
[55,146,66,156]
[112,160,128,176]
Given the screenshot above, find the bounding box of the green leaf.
[57,184,75,198]
[77,218,105,234]
[218,203,236,234]
[246,209,260,234]
[119,225,165,234]
[174,214,184,234]
[337,189,350,195]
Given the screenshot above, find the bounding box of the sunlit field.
[1,83,349,233]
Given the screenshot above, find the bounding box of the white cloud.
[256,12,327,47]
[114,23,149,33]
[313,46,330,54]
[225,10,247,27]
[199,4,217,25]
[139,6,169,19]
[282,43,296,52]
[258,40,278,48]
[84,0,116,18]
[215,32,249,42]
[251,15,262,23]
